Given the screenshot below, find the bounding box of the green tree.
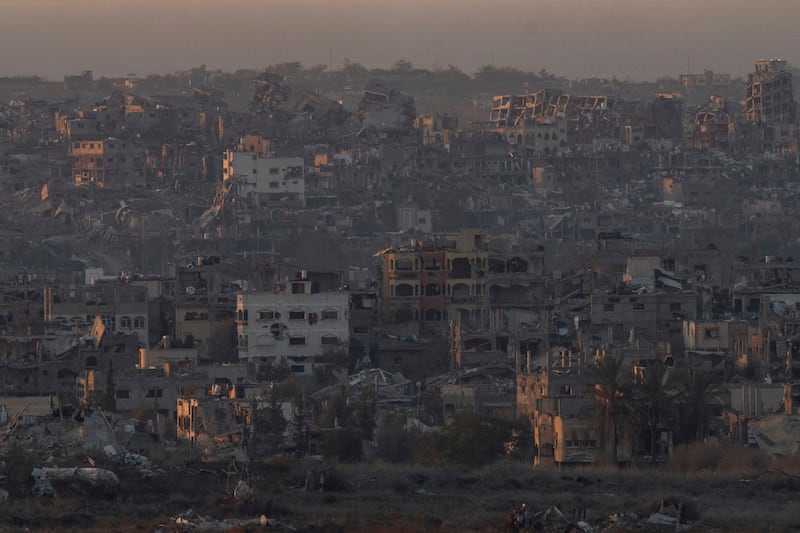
[104,361,116,412]
[472,65,528,83]
[432,64,468,81]
[677,369,718,443]
[320,385,350,429]
[290,396,311,457]
[585,354,630,463]
[248,386,287,459]
[354,389,377,440]
[538,68,557,80]
[257,358,291,382]
[419,385,443,426]
[268,61,303,77]
[320,427,362,462]
[376,412,412,462]
[392,59,413,72]
[264,386,288,453]
[441,413,515,467]
[277,374,302,403]
[342,57,367,77]
[632,362,675,462]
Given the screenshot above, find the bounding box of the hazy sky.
[2,0,800,80]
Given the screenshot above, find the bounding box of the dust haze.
[2,0,800,79]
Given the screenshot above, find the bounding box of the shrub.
[440,413,517,467]
[320,428,363,463]
[1,444,38,495]
[666,442,768,475]
[376,413,412,463]
[411,429,447,466]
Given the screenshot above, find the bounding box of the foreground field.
[2,449,799,532]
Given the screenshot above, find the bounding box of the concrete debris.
[748,414,800,456]
[232,479,253,501]
[73,410,125,455]
[124,452,150,467]
[508,500,700,533]
[32,466,119,496]
[358,79,416,132]
[170,508,294,531]
[509,503,583,533]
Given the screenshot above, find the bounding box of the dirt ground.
[2,456,799,532]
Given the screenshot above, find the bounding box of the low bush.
[1,444,38,495]
[666,442,768,476]
[320,428,363,463]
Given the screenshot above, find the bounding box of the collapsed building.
[357,79,416,137]
[487,89,619,147]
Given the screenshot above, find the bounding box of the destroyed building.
[744,59,797,152]
[7,56,800,497]
[172,258,239,361]
[745,59,796,124]
[78,363,206,421]
[70,137,146,188]
[517,348,612,467]
[176,388,310,459]
[357,79,416,137]
[223,150,305,208]
[378,230,491,335]
[46,281,149,346]
[687,96,736,150]
[487,89,620,145]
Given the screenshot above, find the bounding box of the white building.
[223,151,305,207]
[236,280,349,375]
[397,205,433,234]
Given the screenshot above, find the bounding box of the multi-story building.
[414,113,458,145]
[744,59,797,152]
[379,231,489,331]
[679,70,732,91]
[590,289,698,349]
[683,320,751,353]
[397,205,433,234]
[745,59,796,124]
[516,348,611,466]
[223,151,305,208]
[236,276,350,375]
[173,258,237,354]
[78,365,206,421]
[379,231,547,353]
[47,281,149,346]
[70,137,146,188]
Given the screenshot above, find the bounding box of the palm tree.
[585,353,629,463]
[678,369,718,443]
[632,362,675,462]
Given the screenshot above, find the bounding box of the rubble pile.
[508,498,699,533]
[170,508,295,532]
[31,466,119,496]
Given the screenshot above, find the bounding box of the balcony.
[389,271,419,280]
[450,295,484,305]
